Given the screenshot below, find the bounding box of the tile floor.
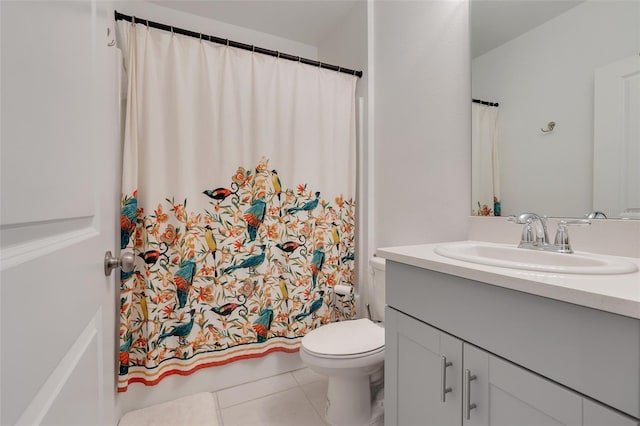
[214,368,330,426]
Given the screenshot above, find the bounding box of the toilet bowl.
[299,257,386,426]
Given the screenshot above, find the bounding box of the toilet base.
[368,388,385,426]
[325,377,384,426]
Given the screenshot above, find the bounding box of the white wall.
[468,216,640,258]
[472,1,639,218]
[317,1,368,107]
[316,1,371,317]
[373,0,471,249]
[113,0,316,415]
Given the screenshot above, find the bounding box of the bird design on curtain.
[118,157,356,391]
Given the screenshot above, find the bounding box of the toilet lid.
[301,318,385,357]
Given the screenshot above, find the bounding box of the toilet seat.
[302,345,384,360]
[301,318,385,359]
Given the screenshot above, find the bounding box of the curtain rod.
[114,11,363,79]
[472,98,499,107]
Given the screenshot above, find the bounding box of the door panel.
[583,400,639,426]
[0,1,118,424]
[0,1,96,225]
[489,386,571,426]
[40,317,101,426]
[386,307,462,426]
[464,343,582,426]
[489,354,582,426]
[593,55,640,217]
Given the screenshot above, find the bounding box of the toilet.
[300,257,386,426]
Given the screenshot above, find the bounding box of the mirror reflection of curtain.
[471,103,500,216]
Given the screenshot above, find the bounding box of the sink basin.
[435,243,639,275]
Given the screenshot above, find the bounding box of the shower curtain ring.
[226,39,230,46]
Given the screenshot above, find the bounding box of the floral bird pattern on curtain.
[118,157,356,391]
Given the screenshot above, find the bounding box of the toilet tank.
[369,257,386,322]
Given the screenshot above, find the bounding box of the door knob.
[104,251,135,276]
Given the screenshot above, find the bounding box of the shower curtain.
[117,22,357,392]
[471,103,500,216]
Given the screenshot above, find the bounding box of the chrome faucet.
[508,213,549,248]
[586,211,607,219]
[509,213,591,253]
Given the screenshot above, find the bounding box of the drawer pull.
[440,355,453,402]
[464,369,477,420]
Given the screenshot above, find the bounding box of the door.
[463,343,582,426]
[1,1,119,425]
[583,399,640,426]
[385,307,463,426]
[593,55,640,218]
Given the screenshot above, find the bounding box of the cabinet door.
[463,343,582,426]
[584,399,639,426]
[385,307,463,426]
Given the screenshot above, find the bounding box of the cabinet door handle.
[440,355,453,402]
[464,369,477,420]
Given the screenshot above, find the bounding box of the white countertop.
[377,241,640,319]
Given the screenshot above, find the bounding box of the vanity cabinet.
[386,307,639,426]
[383,259,640,426]
[385,307,463,425]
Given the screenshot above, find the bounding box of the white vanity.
[378,241,640,426]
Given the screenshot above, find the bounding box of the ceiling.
[471,0,584,58]
[149,1,585,58]
[149,0,361,46]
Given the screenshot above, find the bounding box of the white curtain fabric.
[117,22,357,391]
[120,22,356,205]
[471,103,500,215]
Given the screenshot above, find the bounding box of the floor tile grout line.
[215,371,294,394]
[216,372,299,409]
[298,381,328,423]
[218,381,304,411]
[217,384,329,426]
[291,369,326,387]
[212,392,224,426]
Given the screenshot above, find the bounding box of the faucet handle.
[586,211,607,219]
[509,214,543,248]
[508,215,535,247]
[553,219,591,254]
[559,219,591,227]
[508,213,538,224]
[507,215,520,224]
[520,221,535,247]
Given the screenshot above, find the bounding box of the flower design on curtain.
[118,158,356,391]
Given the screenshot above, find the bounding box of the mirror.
[470,0,640,219]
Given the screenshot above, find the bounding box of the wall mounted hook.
[106,27,115,47]
[541,121,556,133]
